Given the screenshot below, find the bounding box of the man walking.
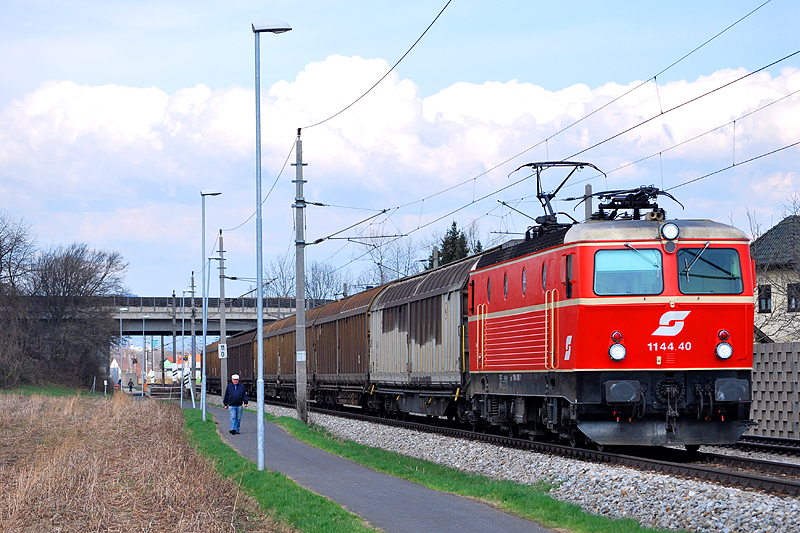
[223,374,248,434]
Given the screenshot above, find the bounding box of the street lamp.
[141,315,150,397]
[119,308,128,375]
[201,189,221,421]
[253,18,292,472]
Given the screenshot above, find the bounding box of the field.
[0,392,288,532]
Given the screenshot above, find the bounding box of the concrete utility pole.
[293,128,308,424]
[160,335,165,384]
[585,184,593,222]
[218,230,228,388]
[171,291,177,385]
[190,272,197,407]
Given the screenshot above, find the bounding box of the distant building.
[751,215,800,343]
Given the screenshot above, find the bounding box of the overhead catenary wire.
[227,1,779,284]
[492,138,800,231]
[667,140,800,191]
[302,0,453,131]
[224,140,296,233]
[519,84,800,194]
[326,48,800,260]
[387,0,771,213]
[562,50,800,162]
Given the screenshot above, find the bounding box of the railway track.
[735,435,800,456]
[300,404,800,496]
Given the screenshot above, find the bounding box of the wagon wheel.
[568,431,585,448]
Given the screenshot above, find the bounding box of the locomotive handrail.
[544,292,551,370]
[545,289,560,369]
[476,303,488,370]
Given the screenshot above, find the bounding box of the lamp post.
[253,18,292,472]
[141,315,150,397]
[201,189,221,421]
[119,308,128,374]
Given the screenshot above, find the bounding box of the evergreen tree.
[427,221,481,269]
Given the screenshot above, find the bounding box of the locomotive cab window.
[594,248,663,295]
[565,254,574,299]
[677,247,743,295]
[541,263,547,292]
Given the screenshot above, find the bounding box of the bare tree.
[305,260,348,305]
[26,244,128,385]
[0,212,36,387]
[265,254,296,318]
[356,229,421,286]
[0,212,35,293]
[0,287,32,387]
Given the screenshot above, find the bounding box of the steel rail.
[735,435,800,456]
[301,405,800,496]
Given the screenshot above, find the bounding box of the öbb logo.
[652,311,691,336]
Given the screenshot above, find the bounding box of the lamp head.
[200,190,221,197]
[252,20,292,33]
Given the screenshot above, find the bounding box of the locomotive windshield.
[593,249,663,295]
[677,247,743,294]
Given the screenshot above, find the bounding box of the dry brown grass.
[0,393,291,532]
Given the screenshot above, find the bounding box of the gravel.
[205,395,800,532]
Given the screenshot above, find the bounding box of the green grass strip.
[270,414,684,533]
[1,383,83,396]
[183,409,378,533]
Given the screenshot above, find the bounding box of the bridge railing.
[106,296,331,313]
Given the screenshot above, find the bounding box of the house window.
[788,283,800,313]
[757,285,772,313]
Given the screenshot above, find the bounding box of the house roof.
[751,215,800,268]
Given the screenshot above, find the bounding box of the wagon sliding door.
[371,304,409,385]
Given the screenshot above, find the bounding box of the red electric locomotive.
[207,161,754,449]
[465,162,754,448]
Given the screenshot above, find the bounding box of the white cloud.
[2,58,800,293]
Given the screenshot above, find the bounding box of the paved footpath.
[206,406,554,533]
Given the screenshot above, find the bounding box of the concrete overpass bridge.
[107,296,308,337]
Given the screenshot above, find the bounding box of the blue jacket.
[223,382,248,407]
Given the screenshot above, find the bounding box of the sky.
[1,0,800,299]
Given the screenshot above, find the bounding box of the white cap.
[231,374,239,380]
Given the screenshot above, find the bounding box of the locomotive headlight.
[609,343,627,361]
[660,222,680,240]
[715,342,733,360]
